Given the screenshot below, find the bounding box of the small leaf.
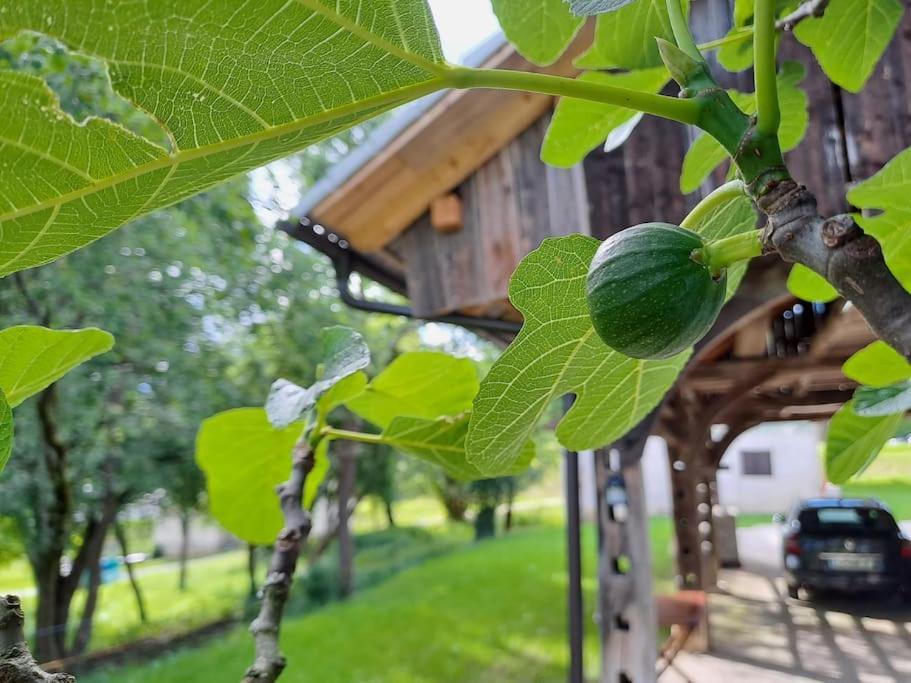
[679,181,759,297]
[794,0,903,93]
[0,390,12,475]
[265,327,370,428]
[347,352,478,430]
[542,68,669,168]
[467,235,689,475]
[491,0,584,66]
[848,146,911,291]
[567,0,639,14]
[576,0,684,70]
[843,341,911,388]
[0,326,114,407]
[680,62,808,193]
[385,413,534,481]
[826,401,903,484]
[196,408,304,545]
[787,264,839,302]
[854,382,911,417]
[266,379,316,430]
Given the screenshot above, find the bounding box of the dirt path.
[661,525,911,682]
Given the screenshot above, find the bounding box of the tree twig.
[242,439,315,682]
[757,180,911,360]
[776,0,830,31]
[0,595,75,682]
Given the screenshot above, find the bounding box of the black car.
[780,498,911,600]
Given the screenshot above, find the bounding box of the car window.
[798,507,898,533]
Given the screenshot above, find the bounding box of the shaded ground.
[663,523,911,683]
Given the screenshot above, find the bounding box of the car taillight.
[901,541,911,560]
[785,536,801,556]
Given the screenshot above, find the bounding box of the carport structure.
[281,2,911,681]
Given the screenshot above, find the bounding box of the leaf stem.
[666,0,704,62]
[697,230,764,277]
[321,427,384,445]
[754,0,781,136]
[697,28,754,52]
[449,68,702,125]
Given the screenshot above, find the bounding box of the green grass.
[84,518,676,683]
[4,524,472,654]
[853,442,911,483]
[841,481,911,520]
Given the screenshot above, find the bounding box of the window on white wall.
[742,450,773,476]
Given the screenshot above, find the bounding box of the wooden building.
[283,3,911,681]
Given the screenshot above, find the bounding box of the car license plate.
[819,553,880,571]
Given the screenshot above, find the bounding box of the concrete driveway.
[661,524,911,683]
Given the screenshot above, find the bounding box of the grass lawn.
[84,518,676,683]
[841,481,911,520]
[2,524,472,654]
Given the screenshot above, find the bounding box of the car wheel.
[787,583,800,600]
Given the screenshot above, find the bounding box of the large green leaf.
[786,264,839,303]
[265,326,370,428]
[347,352,478,430]
[847,146,911,291]
[384,413,534,481]
[575,0,685,70]
[491,0,585,66]
[541,68,669,168]
[826,401,903,484]
[196,408,304,545]
[0,326,114,407]
[853,382,911,417]
[794,0,903,93]
[467,235,689,475]
[843,341,911,388]
[680,62,808,193]
[0,389,11,475]
[0,0,447,276]
[467,186,754,474]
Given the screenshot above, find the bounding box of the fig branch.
[658,0,911,359]
[0,595,75,682]
[243,437,315,683]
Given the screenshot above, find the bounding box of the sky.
[429,0,500,62]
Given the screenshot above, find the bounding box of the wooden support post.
[595,419,658,683]
[565,448,585,683]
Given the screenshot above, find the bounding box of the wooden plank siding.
[392,117,590,318]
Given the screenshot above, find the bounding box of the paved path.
[660,525,911,683]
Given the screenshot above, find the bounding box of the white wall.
[716,422,826,514]
[578,422,826,518]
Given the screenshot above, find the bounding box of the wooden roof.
[293,31,590,252]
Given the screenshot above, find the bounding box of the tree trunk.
[178,512,191,592]
[33,386,72,662]
[66,499,118,657]
[337,448,357,600]
[247,545,258,599]
[383,498,396,529]
[32,564,62,664]
[114,522,147,624]
[68,556,102,657]
[434,477,468,522]
[474,506,496,541]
